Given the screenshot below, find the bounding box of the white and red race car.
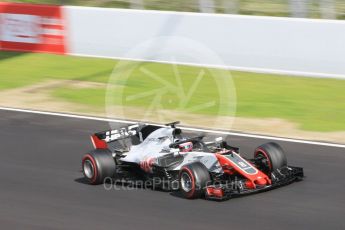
[81,122,303,200]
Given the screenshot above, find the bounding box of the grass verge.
[1,51,344,132]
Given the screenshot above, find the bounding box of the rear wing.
[90,123,165,149]
[91,124,142,149]
[95,124,142,142]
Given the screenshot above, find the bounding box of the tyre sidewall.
[255,142,287,172]
[82,149,115,185]
[179,162,211,199]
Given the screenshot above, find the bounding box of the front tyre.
[82,149,116,185]
[179,162,211,199]
[254,142,287,174]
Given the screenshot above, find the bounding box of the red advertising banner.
[0,2,67,54]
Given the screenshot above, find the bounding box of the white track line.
[1,106,344,149]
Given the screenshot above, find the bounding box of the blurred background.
[0,0,344,143]
[3,0,345,19]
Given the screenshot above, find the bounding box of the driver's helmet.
[179,142,193,153]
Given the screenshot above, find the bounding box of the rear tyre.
[254,142,287,173]
[179,162,211,199]
[82,149,116,185]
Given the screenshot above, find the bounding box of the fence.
[3,0,345,19]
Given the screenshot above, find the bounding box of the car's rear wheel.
[254,142,287,174]
[82,149,116,185]
[178,162,211,199]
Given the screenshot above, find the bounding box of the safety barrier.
[1,2,345,78]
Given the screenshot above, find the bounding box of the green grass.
[1,51,345,132]
[233,73,345,131]
[53,60,236,118]
[0,51,116,89]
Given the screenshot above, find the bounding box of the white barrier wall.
[65,6,345,78]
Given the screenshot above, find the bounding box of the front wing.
[205,166,304,201]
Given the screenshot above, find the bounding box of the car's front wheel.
[254,142,287,174]
[82,149,116,185]
[178,162,211,199]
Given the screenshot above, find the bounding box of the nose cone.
[255,177,268,186]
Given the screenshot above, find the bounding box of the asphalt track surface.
[0,110,344,230]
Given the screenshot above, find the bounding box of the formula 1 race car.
[81,122,303,200]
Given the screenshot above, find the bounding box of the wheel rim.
[257,151,272,171]
[181,172,193,192]
[83,159,95,179]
